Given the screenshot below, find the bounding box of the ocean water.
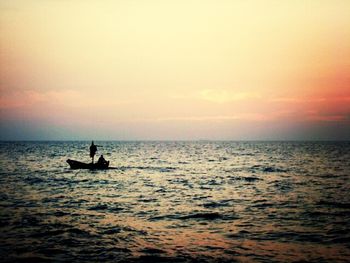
[0,141,349,262]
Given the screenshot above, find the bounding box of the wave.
[228,176,260,182]
[111,166,176,173]
[88,204,123,212]
[317,200,350,209]
[150,212,237,221]
[249,165,288,173]
[180,212,223,220]
[202,200,232,208]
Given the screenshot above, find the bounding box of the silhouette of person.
[97,155,106,165]
[90,141,97,163]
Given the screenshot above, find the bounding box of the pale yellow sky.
[1,0,349,139]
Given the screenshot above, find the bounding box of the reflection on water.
[0,141,349,262]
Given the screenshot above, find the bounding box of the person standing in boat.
[90,141,97,163]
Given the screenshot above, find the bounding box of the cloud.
[199,89,260,103]
[133,112,289,123]
[0,90,46,108]
[270,96,350,103]
[0,89,137,109]
[304,111,349,122]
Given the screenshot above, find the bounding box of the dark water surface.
[0,141,349,262]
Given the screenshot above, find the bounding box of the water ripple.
[0,141,349,262]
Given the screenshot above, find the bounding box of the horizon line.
[1,139,349,142]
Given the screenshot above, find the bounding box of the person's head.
[91,141,94,144]
[101,155,103,158]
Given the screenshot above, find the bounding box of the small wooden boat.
[66,159,109,170]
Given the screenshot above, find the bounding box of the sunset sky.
[1,0,349,140]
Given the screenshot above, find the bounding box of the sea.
[0,141,349,262]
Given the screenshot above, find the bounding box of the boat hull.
[66,159,109,170]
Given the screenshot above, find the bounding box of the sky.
[0,0,349,140]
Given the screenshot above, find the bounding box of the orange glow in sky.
[1,0,349,140]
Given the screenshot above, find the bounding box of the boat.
[66,159,110,170]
